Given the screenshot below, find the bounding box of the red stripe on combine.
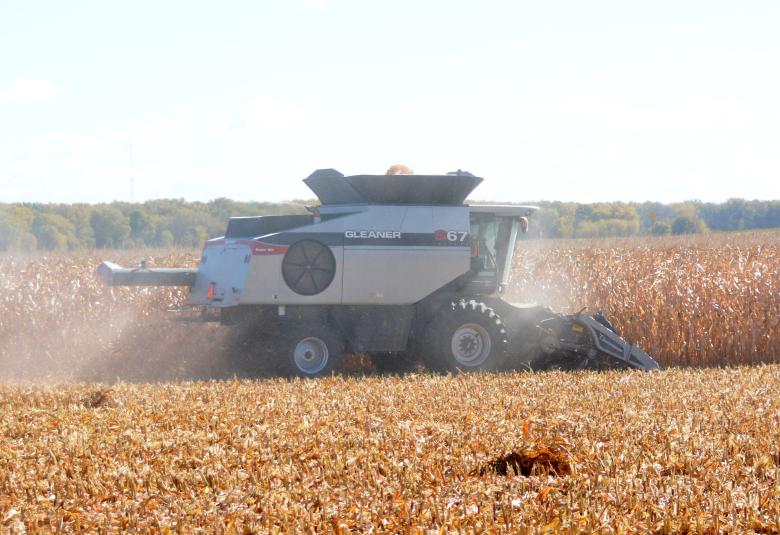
[252,243,289,256]
[206,238,259,247]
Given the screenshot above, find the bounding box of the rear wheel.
[422,300,509,372]
[283,323,344,377]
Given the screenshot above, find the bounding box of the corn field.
[0,231,778,381]
[510,231,780,367]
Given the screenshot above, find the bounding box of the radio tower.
[129,137,134,202]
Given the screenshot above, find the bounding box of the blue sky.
[1,0,778,203]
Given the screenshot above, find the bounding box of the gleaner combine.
[98,169,661,376]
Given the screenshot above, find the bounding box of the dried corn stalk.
[510,231,780,367]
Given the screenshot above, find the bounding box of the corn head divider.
[98,169,661,375]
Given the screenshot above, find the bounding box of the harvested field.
[2,367,780,532]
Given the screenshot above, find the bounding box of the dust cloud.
[0,251,266,383]
[506,236,580,312]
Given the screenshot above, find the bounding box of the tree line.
[526,199,780,239]
[1,197,779,251]
[0,198,307,251]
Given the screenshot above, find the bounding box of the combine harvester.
[98,169,661,376]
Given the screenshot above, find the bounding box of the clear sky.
[1,0,778,204]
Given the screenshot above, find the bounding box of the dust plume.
[0,251,245,383]
[506,236,581,312]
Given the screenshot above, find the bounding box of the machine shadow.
[76,318,417,383]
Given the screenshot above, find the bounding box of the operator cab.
[464,205,537,294]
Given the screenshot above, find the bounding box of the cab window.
[469,215,512,276]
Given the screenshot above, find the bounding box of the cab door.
[466,214,517,294]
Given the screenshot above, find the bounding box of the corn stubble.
[2,369,780,532]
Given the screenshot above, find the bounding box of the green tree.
[571,202,640,238]
[65,204,96,248]
[91,207,131,248]
[31,213,77,250]
[129,209,156,246]
[0,205,37,251]
[651,221,672,235]
[672,216,701,235]
[163,207,222,247]
[156,229,174,247]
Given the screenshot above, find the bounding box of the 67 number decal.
[434,229,469,243]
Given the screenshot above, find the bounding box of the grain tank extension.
[98,169,661,376]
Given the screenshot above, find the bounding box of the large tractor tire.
[282,323,344,377]
[422,300,509,373]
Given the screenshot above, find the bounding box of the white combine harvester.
[99,169,661,376]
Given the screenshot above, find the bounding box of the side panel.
[341,249,468,304]
[241,245,345,305]
[341,206,471,304]
[240,213,353,305]
[237,204,471,306]
[239,250,283,305]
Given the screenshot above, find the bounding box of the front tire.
[283,324,344,377]
[422,300,509,373]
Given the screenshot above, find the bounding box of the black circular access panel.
[281,240,336,296]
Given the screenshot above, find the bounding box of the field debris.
[81,388,115,408]
[479,446,572,477]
